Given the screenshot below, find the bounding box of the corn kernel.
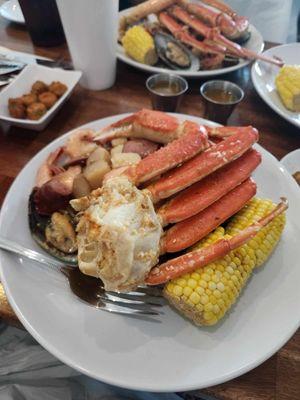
[173,285,183,296]
[190,292,201,305]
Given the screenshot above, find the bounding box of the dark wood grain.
[0,15,299,400]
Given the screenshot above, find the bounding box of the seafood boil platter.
[117,0,284,77]
[1,110,300,391]
[0,0,300,391]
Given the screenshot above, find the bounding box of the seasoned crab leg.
[158,12,226,56]
[170,6,283,67]
[178,0,249,41]
[161,178,256,253]
[125,121,209,184]
[94,109,182,144]
[94,109,240,145]
[120,0,175,28]
[158,149,261,225]
[146,198,288,285]
[200,0,241,19]
[146,126,258,202]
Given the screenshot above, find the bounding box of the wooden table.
[0,16,299,400]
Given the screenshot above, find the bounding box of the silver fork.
[0,237,165,317]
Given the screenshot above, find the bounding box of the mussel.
[223,56,240,67]
[29,190,78,265]
[233,30,251,45]
[154,32,200,71]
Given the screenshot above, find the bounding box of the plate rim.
[1,113,300,392]
[118,6,264,78]
[251,42,300,129]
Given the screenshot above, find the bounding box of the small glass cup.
[200,80,244,124]
[146,73,188,112]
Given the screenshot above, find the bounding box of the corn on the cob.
[275,65,300,112]
[122,26,158,65]
[164,198,286,326]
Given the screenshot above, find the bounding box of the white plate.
[251,43,300,129]
[0,64,82,131]
[0,0,24,24]
[118,6,264,78]
[0,114,300,392]
[281,149,300,177]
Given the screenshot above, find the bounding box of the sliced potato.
[87,146,110,165]
[111,138,127,146]
[73,174,91,198]
[83,160,111,189]
[111,152,141,169]
[110,144,124,157]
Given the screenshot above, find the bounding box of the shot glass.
[200,80,244,124]
[146,73,188,112]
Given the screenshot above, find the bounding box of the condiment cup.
[146,73,188,112]
[200,80,244,124]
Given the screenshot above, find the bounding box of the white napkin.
[0,322,184,400]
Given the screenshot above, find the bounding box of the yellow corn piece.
[275,65,300,112]
[122,25,158,65]
[164,198,286,326]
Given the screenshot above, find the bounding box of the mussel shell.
[154,32,200,71]
[223,56,240,67]
[232,30,251,45]
[28,190,78,265]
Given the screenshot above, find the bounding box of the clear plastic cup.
[56,0,118,90]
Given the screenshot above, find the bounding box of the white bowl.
[0,64,82,131]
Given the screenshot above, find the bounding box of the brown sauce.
[152,81,181,96]
[61,266,105,306]
[204,88,238,104]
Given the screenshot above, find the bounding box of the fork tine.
[135,286,164,297]
[96,301,162,316]
[107,291,166,306]
[98,293,164,314]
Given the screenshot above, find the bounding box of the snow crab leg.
[178,0,249,41]
[146,198,288,285]
[168,6,283,67]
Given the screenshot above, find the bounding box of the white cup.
[56,0,119,90]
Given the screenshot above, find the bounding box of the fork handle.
[0,237,64,270]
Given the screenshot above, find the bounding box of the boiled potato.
[87,146,110,165]
[73,174,91,198]
[111,138,127,146]
[111,152,141,169]
[83,160,111,189]
[110,144,124,157]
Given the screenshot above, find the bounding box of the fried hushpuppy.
[31,80,48,95]
[38,91,58,109]
[22,93,38,107]
[27,102,47,120]
[49,81,67,97]
[8,97,26,119]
